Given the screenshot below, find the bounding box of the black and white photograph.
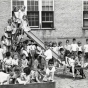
[0,0,88,88]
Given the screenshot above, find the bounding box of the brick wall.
[0,0,11,36]
[32,0,86,41]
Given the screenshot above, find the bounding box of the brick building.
[0,0,88,43]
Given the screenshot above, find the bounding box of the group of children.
[0,5,88,85]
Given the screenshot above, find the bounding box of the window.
[83,0,88,27]
[11,0,54,29]
[27,0,39,27]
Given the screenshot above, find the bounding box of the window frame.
[11,0,55,30]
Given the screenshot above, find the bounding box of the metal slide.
[24,31,61,64]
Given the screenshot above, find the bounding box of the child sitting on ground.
[43,59,55,82]
[20,67,31,84]
[12,53,19,67]
[65,52,75,78]
[30,55,40,83]
[3,52,12,73]
[21,54,29,69]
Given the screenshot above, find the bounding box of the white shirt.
[6,26,12,32]
[46,66,55,75]
[0,48,4,61]
[12,59,18,66]
[30,45,36,51]
[64,44,71,51]
[19,10,26,21]
[4,57,12,66]
[71,44,78,51]
[53,47,59,54]
[21,20,31,32]
[58,46,63,50]
[84,44,88,53]
[0,72,9,84]
[44,49,52,60]
[78,46,83,51]
[68,58,75,67]
[22,50,28,57]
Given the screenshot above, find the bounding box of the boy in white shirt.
[4,52,12,73]
[77,41,83,53]
[43,60,55,82]
[53,42,59,54]
[84,39,88,62]
[64,39,71,52]
[12,54,19,67]
[44,44,52,68]
[71,38,78,56]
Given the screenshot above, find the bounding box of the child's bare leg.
[72,65,75,78]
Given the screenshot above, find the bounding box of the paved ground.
[54,68,88,88]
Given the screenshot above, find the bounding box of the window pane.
[49,6,53,11]
[21,1,24,5]
[35,1,38,5]
[42,23,53,28]
[42,0,53,11]
[27,0,38,11]
[42,12,53,28]
[46,6,49,11]
[13,1,16,5]
[50,17,53,21]
[83,20,88,27]
[27,12,39,26]
[35,6,38,11]
[42,17,45,21]
[50,0,53,6]
[42,6,46,11]
[31,1,34,5]
[46,17,49,21]
[31,6,34,11]
[12,0,24,11]
[27,1,30,5]
[17,1,20,5]
[46,1,49,6]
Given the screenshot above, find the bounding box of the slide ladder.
[24,31,61,64]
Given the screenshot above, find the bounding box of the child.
[84,39,88,62]
[3,52,12,73]
[44,44,52,68]
[33,54,39,71]
[21,67,31,84]
[1,35,7,54]
[30,67,40,83]
[43,60,55,82]
[21,54,29,69]
[0,45,4,69]
[21,15,31,32]
[64,39,71,52]
[58,41,63,50]
[75,51,85,78]
[66,52,75,78]
[70,38,78,56]
[53,42,59,54]
[59,48,67,73]
[5,19,12,38]
[12,54,19,67]
[77,41,83,53]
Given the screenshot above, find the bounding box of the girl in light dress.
[21,15,31,32]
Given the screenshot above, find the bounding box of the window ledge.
[82,27,88,30]
[31,28,56,30]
